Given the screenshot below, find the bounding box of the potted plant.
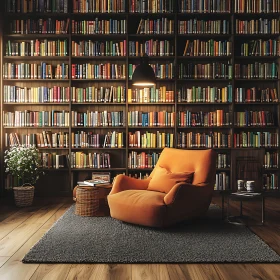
[4,145,43,207]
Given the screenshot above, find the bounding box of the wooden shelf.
[71,168,126,171]
[3,56,70,60]
[4,102,70,105]
[2,3,280,195]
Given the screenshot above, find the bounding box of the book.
[83,179,110,186]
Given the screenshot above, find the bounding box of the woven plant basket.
[75,187,99,216]
[13,184,35,207]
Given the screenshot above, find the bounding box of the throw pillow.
[147,166,194,194]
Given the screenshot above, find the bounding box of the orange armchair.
[108,148,216,227]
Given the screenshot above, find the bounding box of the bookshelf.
[1,0,279,196]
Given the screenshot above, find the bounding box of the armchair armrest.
[109,174,151,195]
[164,182,210,205]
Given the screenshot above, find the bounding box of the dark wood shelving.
[128,102,175,105]
[1,0,279,194]
[71,168,126,171]
[71,126,125,129]
[71,147,126,150]
[3,126,70,129]
[3,56,70,60]
[4,102,70,105]
[3,79,70,82]
[71,102,126,105]
[72,56,126,60]
[177,126,232,129]
[177,56,231,59]
[178,102,232,105]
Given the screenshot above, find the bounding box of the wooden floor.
[0,196,279,280]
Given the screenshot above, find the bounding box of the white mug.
[245,181,255,192]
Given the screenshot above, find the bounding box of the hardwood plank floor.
[0,197,279,280]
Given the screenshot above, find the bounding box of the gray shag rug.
[22,205,280,263]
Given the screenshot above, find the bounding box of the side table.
[73,184,112,216]
[224,192,265,225]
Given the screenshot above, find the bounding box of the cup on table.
[237,180,245,191]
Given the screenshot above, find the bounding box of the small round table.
[225,192,265,225]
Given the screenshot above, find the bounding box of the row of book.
[263,174,278,190]
[72,63,126,79]
[183,39,231,56]
[6,0,280,15]
[127,111,175,127]
[217,153,230,168]
[9,18,280,35]
[41,153,69,169]
[3,62,69,79]
[5,133,280,164]
[73,0,125,13]
[136,18,174,34]
[178,20,229,35]
[128,40,174,57]
[214,172,229,191]
[6,38,280,58]
[4,110,277,128]
[235,0,280,13]
[236,19,280,35]
[5,40,68,57]
[72,86,125,103]
[10,19,70,34]
[234,87,278,103]
[4,85,279,104]
[178,63,233,79]
[4,62,279,80]
[5,132,69,148]
[233,132,279,147]
[128,151,160,169]
[128,63,174,79]
[72,131,124,148]
[72,111,124,127]
[3,111,70,127]
[71,19,127,34]
[180,0,230,13]
[178,110,231,127]
[130,0,173,13]
[264,152,278,168]
[177,132,231,148]
[127,87,174,103]
[128,131,174,148]
[72,40,126,57]
[239,39,280,56]
[177,85,232,103]
[235,63,278,79]
[234,111,275,126]
[70,152,111,168]
[4,85,71,103]
[6,0,68,13]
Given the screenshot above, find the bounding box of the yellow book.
[170,134,174,148]
[128,88,132,103]
[162,132,165,148]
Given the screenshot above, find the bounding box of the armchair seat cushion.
[108,190,167,227]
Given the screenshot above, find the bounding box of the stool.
[75,187,99,216]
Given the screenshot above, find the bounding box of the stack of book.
[77,179,110,187]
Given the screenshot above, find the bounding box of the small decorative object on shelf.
[4,145,43,207]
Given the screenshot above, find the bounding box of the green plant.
[4,145,43,186]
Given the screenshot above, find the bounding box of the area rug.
[22,205,280,263]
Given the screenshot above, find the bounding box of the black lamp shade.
[132,62,156,87]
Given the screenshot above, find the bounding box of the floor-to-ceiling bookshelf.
[1,0,279,196]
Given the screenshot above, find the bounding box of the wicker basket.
[13,185,35,207]
[75,187,99,216]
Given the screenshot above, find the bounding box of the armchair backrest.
[150,148,216,187]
